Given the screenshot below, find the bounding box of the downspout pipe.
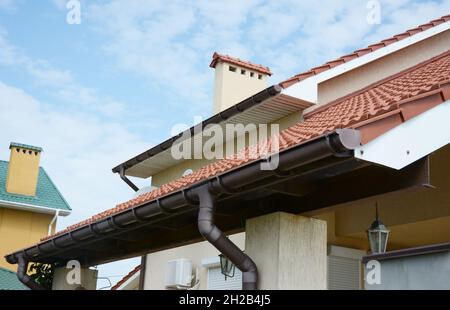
[120,166,139,192]
[17,255,46,290]
[196,185,258,290]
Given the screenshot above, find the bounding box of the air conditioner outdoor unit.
[165,258,193,288]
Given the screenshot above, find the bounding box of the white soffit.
[284,20,450,103]
[355,100,450,170]
[125,93,312,178]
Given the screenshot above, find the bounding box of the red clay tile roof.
[111,265,140,290]
[42,49,450,242]
[279,14,450,88]
[210,52,272,76]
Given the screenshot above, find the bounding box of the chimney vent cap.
[210,52,272,76]
[9,142,43,153]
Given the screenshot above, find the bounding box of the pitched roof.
[42,49,450,241]
[0,161,71,213]
[0,267,29,290]
[279,14,450,88]
[210,52,272,76]
[112,14,449,177]
[111,265,140,290]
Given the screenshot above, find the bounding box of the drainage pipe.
[17,255,46,290]
[196,185,258,290]
[120,166,139,192]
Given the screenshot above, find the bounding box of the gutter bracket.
[119,166,140,192]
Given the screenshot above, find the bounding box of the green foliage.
[29,263,54,290]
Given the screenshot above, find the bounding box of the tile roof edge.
[304,49,450,119]
[111,265,141,290]
[279,14,450,88]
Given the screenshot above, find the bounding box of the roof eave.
[0,199,71,216]
[111,85,284,176]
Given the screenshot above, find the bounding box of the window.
[207,267,242,290]
[327,246,365,290]
[258,74,263,80]
[250,72,254,77]
[241,69,246,75]
[202,256,242,290]
[229,66,236,72]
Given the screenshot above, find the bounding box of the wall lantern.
[219,254,235,280]
[367,204,390,254]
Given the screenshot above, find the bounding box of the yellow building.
[0,143,70,289]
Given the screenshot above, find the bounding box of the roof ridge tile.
[279,14,450,88]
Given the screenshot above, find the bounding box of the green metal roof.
[0,160,71,213]
[9,142,43,152]
[0,267,29,290]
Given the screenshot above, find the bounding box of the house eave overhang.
[356,98,450,169]
[0,199,71,216]
[112,85,314,179]
[6,129,364,266]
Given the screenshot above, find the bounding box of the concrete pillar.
[52,266,98,290]
[245,212,327,289]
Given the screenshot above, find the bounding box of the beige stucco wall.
[317,29,450,105]
[6,146,41,196]
[143,232,245,290]
[213,62,268,114]
[246,213,327,289]
[0,207,53,270]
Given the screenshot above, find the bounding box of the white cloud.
[86,0,450,104]
[0,80,146,285]
[0,28,126,117]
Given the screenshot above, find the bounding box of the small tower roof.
[209,52,272,76]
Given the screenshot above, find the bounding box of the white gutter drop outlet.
[48,209,59,235]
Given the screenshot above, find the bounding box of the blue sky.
[0,0,449,287]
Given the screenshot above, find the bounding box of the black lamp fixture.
[219,254,235,280]
[367,203,390,254]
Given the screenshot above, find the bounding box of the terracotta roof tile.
[210,52,272,76]
[111,265,140,290]
[42,49,450,242]
[279,14,450,88]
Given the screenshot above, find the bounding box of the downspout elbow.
[17,255,46,290]
[196,185,258,290]
[119,166,139,192]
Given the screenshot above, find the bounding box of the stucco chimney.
[210,52,272,114]
[6,142,43,197]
